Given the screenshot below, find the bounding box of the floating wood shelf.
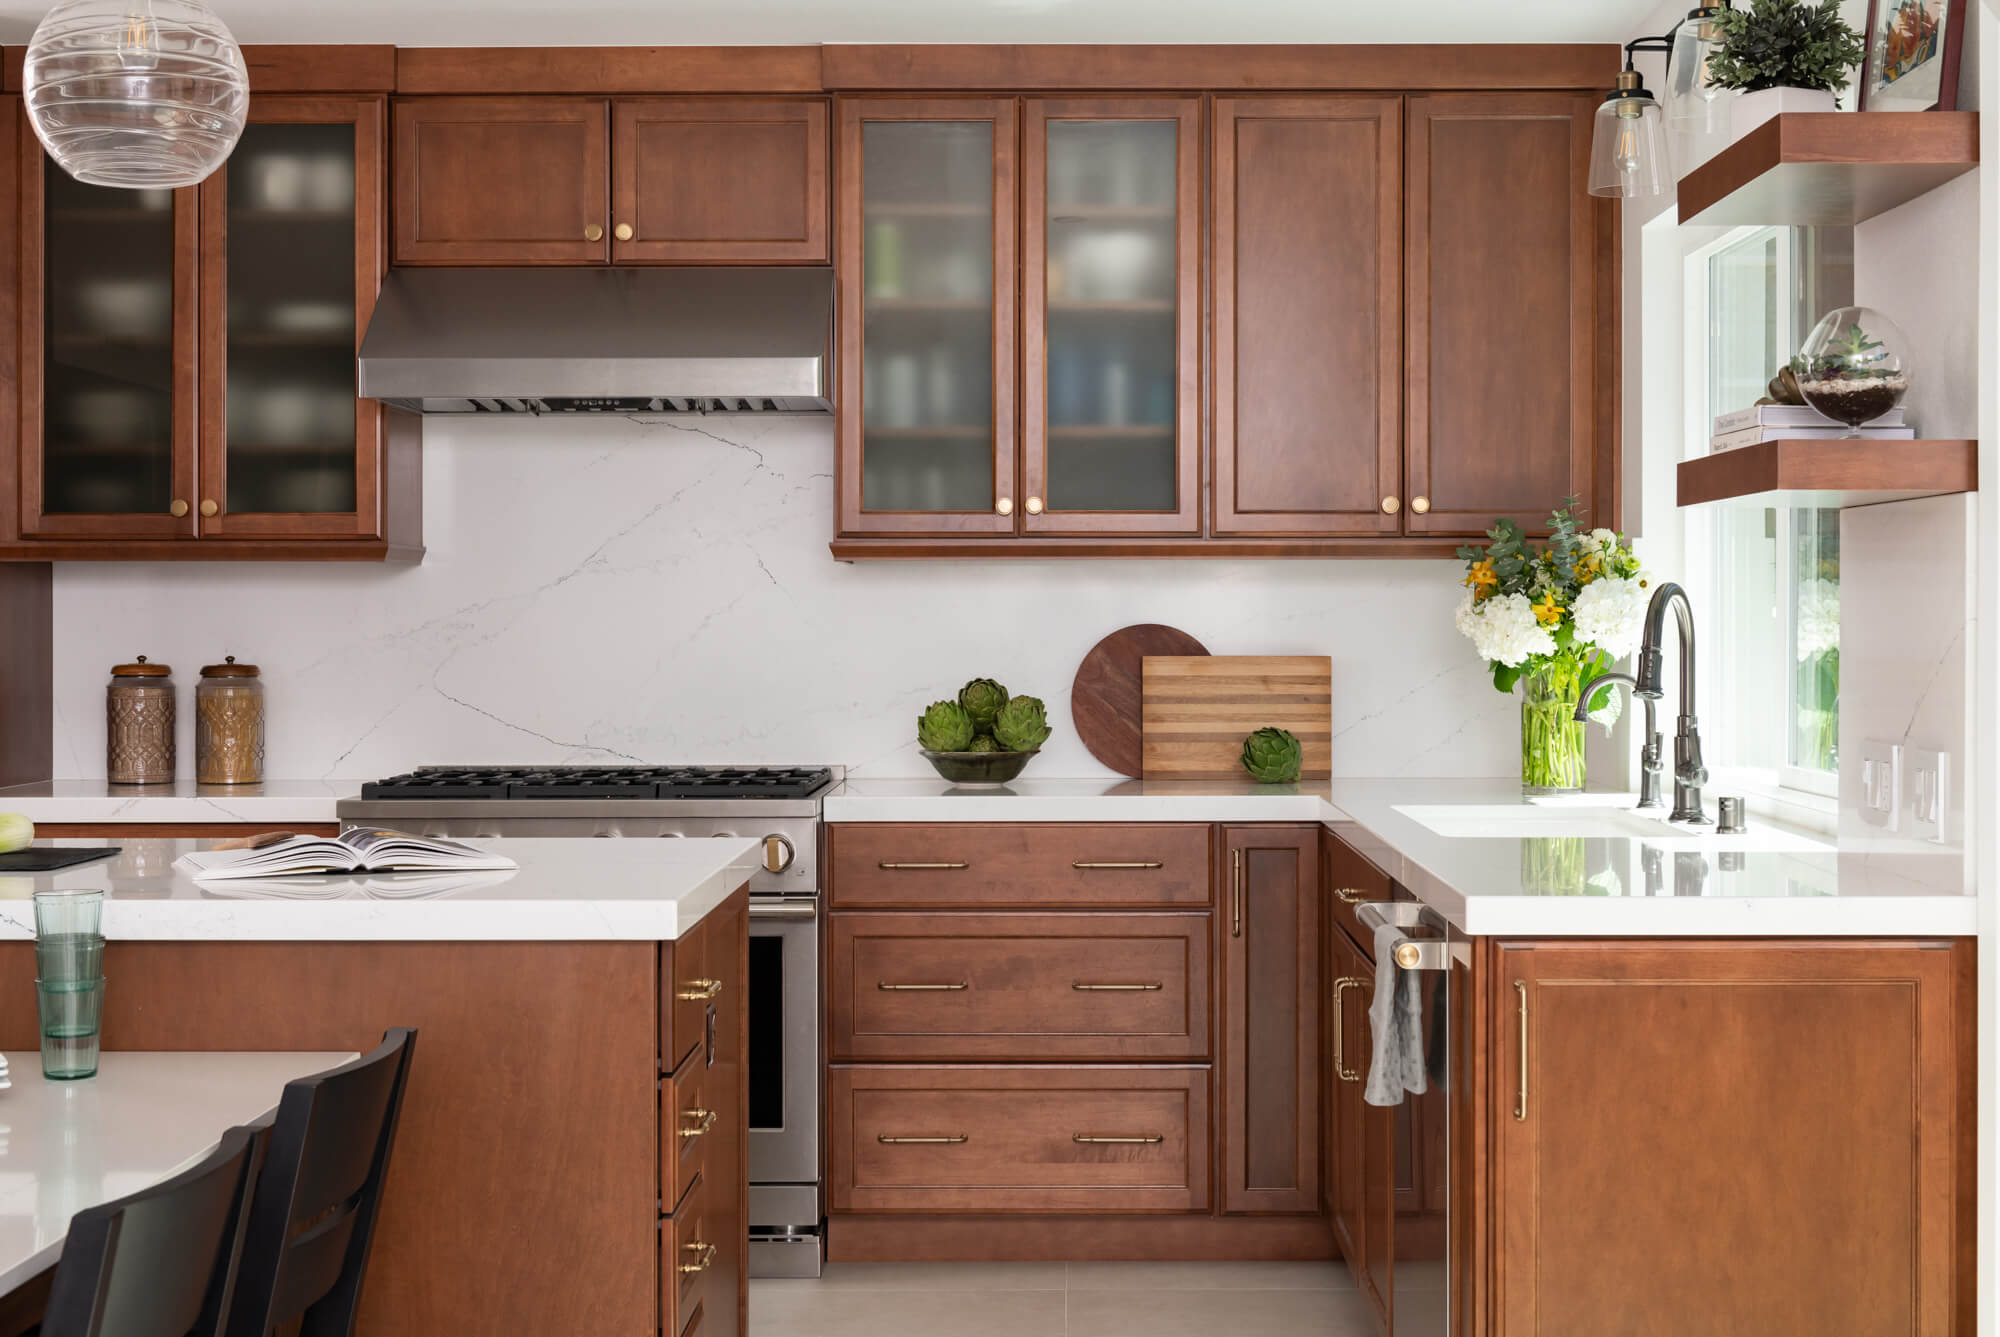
[1677,437,1976,509]
[1678,112,1977,228]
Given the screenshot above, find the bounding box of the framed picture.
[1859,0,1966,111]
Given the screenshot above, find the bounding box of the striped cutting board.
[1140,655,1332,779]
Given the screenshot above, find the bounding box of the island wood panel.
[1212,96,1402,536]
[1140,656,1332,779]
[829,822,1213,909]
[1493,939,1972,1337]
[613,98,829,263]
[1405,92,1604,537]
[392,97,610,264]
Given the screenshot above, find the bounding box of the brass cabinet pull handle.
[678,1241,717,1275]
[878,1134,968,1144]
[676,978,723,1001]
[1231,849,1242,937]
[877,981,968,991]
[1073,1134,1163,1145]
[169,499,189,518]
[584,223,605,242]
[1333,976,1369,1083]
[613,222,634,241]
[1333,887,1370,905]
[1072,981,1163,992]
[679,1107,716,1140]
[1515,979,1530,1122]
[1072,860,1164,870]
[878,861,969,870]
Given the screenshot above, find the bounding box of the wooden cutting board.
[1070,624,1210,777]
[1141,655,1332,779]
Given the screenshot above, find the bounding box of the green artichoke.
[958,678,1010,730]
[917,700,976,752]
[1241,727,1303,783]
[965,733,1001,753]
[992,695,1052,752]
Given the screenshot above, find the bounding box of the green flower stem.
[1521,663,1587,795]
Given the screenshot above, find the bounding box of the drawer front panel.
[663,916,713,1075]
[660,1177,711,1337]
[830,913,1210,1061]
[830,824,1212,908]
[829,1066,1210,1213]
[661,1048,711,1212]
[1324,829,1393,955]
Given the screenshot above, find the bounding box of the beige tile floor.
[750,1260,1390,1336]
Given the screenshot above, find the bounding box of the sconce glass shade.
[24,0,249,189]
[1665,5,1736,170]
[1588,92,1672,199]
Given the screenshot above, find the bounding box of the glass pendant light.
[1665,3,1735,171]
[1588,69,1672,199]
[24,0,249,189]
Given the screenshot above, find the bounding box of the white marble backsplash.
[50,415,1520,780]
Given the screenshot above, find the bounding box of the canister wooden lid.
[111,656,170,677]
[200,656,260,678]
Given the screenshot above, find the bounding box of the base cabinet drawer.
[830,912,1210,1061]
[663,1174,715,1337]
[830,824,1212,908]
[829,1066,1210,1213]
[1323,828,1394,954]
[663,915,716,1075]
[662,1048,712,1211]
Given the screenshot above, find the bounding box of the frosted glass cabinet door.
[836,99,1019,537]
[1022,99,1201,535]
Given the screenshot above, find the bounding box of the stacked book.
[1711,405,1913,453]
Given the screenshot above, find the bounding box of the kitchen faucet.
[1571,672,1664,810]
[1632,582,1710,824]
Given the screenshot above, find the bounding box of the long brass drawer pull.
[1333,887,1371,904]
[1231,849,1242,937]
[679,1107,716,1140]
[676,978,723,1001]
[1072,860,1164,870]
[678,1241,717,1275]
[1333,976,1369,1083]
[1073,1134,1164,1145]
[877,1134,968,1145]
[1072,981,1164,992]
[877,981,969,991]
[1515,979,1529,1122]
[878,861,969,870]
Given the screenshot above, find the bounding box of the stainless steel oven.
[747,893,823,1277]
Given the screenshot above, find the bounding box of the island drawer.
[661,1047,711,1212]
[829,912,1210,1061]
[828,1065,1210,1213]
[661,1173,713,1337]
[829,823,1212,908]
[1324,830,1394,954]
[662,913,716,1075]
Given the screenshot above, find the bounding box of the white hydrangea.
[1796,579,1840,661]
[1455,591,1556,667]
[1570,575,1649,659]
[1589,527,1618,551]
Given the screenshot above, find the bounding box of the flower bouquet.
[1455,501,1650,794]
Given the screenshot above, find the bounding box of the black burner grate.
[359,765,834,801]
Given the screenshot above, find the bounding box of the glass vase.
[1520,668,1586,796]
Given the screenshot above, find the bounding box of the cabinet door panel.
[1213,96,1401,536]
[1406,93,1605,537]
[393,98,609,264]
[836,99,1018,536]
[1495,940,1969,1337]
[1022,98,1200,535]
[613,99,828,263]
[1219,826,1319,1214]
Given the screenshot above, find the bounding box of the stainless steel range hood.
[357,267,834,415]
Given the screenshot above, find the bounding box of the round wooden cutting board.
[1071,624,1210,778]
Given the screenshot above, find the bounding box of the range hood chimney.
[357,267,834,415]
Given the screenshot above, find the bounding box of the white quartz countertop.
[824,777,1976,938]
[0,838,759,942]
[0,1049,356,1295]
[0,780,361,825]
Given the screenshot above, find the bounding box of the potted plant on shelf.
[1708,0,1866,141]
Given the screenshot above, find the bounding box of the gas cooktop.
[358,765,836,802]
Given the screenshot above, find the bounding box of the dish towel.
[1365,921,1428,1107]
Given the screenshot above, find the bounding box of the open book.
[175,829,518,882]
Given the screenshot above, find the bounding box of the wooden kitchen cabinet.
[613,99,828,263]
[1212,96,1402,537]
[392,97,610,263]
[1325,920,1390,1327]
[1219,825,1319,1214]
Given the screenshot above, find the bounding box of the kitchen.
[0,0,1992,1335]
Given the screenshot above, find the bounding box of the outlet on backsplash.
[1858,739,1902,831]
[1906,747,1950,843]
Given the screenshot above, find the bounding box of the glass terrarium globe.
[1795,306,1911,435]
[24,0,249,189]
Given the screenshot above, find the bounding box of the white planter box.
[1730,87,1839,141]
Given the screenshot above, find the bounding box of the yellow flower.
[1532,590,1565,626]
[1463,559,1499,598]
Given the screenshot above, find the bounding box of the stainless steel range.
[338,764,836,1278]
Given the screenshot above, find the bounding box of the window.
[1684,226,1849,799]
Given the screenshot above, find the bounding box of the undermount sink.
[1394,804,1681,839]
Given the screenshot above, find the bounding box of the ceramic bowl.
[919,748,1040,788]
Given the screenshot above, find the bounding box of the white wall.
[48,415,1523,780]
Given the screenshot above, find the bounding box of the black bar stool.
[226,1029,417,1337]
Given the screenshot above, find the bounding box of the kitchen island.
[0,838,756,1337]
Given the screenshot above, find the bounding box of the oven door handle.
[749,900,819,922]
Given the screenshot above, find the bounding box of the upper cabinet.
[392,96,830,266]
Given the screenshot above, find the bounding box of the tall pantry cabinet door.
[392,98,610,264]
[1218,825,1319,1214]
[1212,96,1402,536]
[1405,93,1608,538]
[835,98,1019,537]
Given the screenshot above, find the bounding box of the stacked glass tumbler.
[33,889,105,1079]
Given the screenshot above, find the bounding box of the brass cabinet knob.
[1381,496,1401,515]
[676,978,723,1001]
[1025,496,1044,515]
[995,497,1014,516]
[613,222,634,242]
[1412,496,1431,514]
[169,499,189,518]
[584,223,604,242]
[199,499,219,518]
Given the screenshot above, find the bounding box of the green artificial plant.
[1705,0,1865,93]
